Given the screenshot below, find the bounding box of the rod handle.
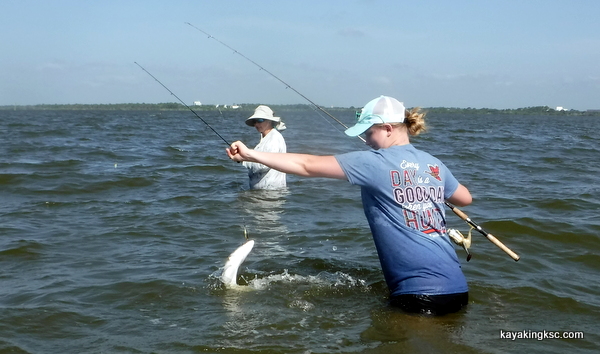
[451,206,469,221]
[485,233,520,261]
[446,202,520,261]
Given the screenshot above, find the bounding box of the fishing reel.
[447,228,473,261]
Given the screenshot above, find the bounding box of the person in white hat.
[242,105,287,189]
[227,96,473,316]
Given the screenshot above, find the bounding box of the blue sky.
[1,0,599,109]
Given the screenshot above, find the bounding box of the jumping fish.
[220,239,255,287]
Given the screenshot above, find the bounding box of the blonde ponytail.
[404,107,427,136]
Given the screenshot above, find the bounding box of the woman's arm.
[227,141,346,180]
[446,183,472,207]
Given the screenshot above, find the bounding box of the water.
[1,108,598,353]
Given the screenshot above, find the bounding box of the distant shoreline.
[1,103,598,116]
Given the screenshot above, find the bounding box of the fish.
[220,239,255,287]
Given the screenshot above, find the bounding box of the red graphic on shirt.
[426,164,441,181]
[389,161,446,235]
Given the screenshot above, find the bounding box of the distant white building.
[193,101,202,106]
[214,104,241,109]
[556,106,568,111]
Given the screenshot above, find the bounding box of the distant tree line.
[0,103,186,111]
[1,103,598,116]
[423,106,598,116]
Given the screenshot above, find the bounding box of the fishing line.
[184,25,519,273]
[185,22,366,143]
[134,61,231,146]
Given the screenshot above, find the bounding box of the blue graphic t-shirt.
[335,144,468,296]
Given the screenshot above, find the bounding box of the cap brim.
[344,123,372,137]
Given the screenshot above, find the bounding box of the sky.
[1,0,599,110]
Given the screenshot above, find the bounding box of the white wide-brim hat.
[245,105,281,126]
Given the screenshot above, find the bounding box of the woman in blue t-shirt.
[226,96,472,316]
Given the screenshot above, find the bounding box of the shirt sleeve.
[441,163,459,199]
[335,150,376,186]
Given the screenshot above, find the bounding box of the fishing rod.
[185,22,366,143]
[445,202,520,261]
[134,61,231,146]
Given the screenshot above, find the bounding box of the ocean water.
[0,108,598,353]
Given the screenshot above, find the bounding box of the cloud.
[337,28,365,38]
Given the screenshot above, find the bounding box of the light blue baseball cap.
[345,96,406,137]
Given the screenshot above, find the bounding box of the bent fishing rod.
[134,61,231,146]
[185,22,366,143]
[445,202,520,261]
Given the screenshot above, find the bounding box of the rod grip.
[451,206,469,221]
[485,233,520,261]
[446,203,520,261]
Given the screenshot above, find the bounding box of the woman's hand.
[226,141,251,162]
